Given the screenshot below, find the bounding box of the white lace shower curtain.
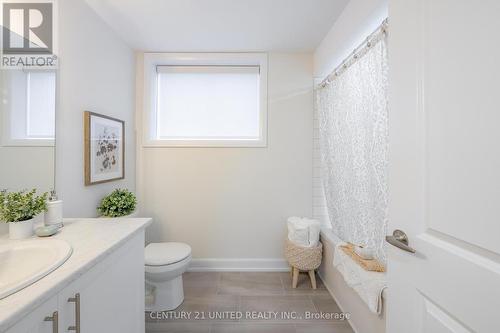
[316,31,388,263]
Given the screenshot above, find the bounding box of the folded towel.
[341,243,385,272]
[353,245,375,260]
[287,217,321,247]
[333,243,387,315]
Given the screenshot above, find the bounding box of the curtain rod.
[317,18,388,89]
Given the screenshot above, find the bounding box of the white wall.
[0,147,54,192]
[56,0,136,217]
[313,0,388,78]
[136,53,313,268]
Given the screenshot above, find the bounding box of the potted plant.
[97,189,137,218]
[0,189,48,239]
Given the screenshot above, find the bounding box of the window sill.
[142,139,267,148]
[1,138,55,147]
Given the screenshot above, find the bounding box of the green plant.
[97,189,137,217]
[0,189,48,223]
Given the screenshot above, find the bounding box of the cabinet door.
[5,296,58,333]
[58,232,145,333]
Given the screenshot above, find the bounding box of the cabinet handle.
[67,293,81,332]
[44,311,58,333]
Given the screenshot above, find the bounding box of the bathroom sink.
[0,239,72,299]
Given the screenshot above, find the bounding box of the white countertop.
[0,217,152,331]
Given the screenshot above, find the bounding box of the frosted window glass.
[27,72,56,138]
[6,70,55,142]
[156,66,260,139]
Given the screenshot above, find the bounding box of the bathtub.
[318,228,386,333]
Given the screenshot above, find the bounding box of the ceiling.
[85,0,349,52]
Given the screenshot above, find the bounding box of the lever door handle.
[386,229,416,253]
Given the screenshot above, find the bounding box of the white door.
[387,0,500,332]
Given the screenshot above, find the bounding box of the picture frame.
[84,111,125,185]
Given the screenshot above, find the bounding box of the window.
[26,72,56,139]
[143,53,267,147]
[2,70,56,146]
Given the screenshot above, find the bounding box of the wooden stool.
[291,267,317,289]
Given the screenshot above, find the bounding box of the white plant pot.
[124,210,139,218]
[9,218,34,240]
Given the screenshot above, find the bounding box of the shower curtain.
[316,32,388,264]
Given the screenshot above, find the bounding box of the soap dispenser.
[44,189,63,228]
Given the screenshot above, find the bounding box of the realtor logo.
[1,0,58,68]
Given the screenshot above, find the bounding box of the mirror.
[0,68,56,194]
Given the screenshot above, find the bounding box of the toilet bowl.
[145,242,192,311]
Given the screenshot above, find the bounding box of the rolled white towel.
[287,217,310,247]
[287,217,321,248]
[302,218,320,247]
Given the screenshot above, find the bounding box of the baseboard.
[188,258,289,272]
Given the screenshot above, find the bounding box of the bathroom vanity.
[0,218,151,333]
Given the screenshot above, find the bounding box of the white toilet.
[145,242,192,311]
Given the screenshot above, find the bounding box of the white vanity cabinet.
[3,296,58,333]
[5,231,145,333]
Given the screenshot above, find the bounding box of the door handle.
[44,311,58,333]
[68,293,81,332]
[386,229,416,253]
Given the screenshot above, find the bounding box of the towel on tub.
[333,243,387,315]
[287,217,321,247]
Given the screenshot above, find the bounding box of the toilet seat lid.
[145,242,192,266]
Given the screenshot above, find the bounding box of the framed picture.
[84,111,125,185]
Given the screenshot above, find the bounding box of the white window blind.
[26,71,56,138]
[3,70,55,146]
[155,65,261,142]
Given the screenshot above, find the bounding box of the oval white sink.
[0,239,72,299]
